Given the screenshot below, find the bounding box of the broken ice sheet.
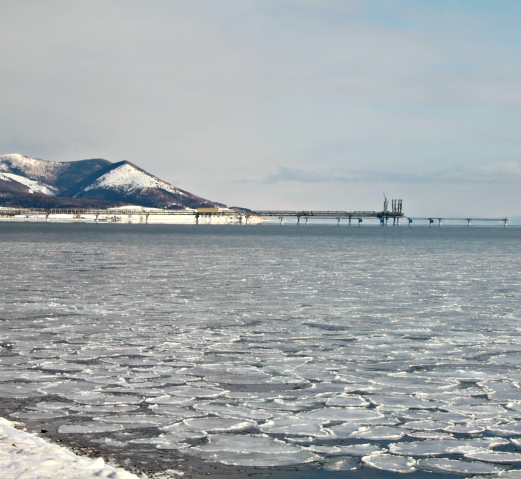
[186,434,318,466]
[260,418,331,437]
[487,422,521,436]
[11,411,69,420]
[194,450,318,466]
[182,417,255,433]
[464,451,521,463]
[65,392,143,405]
[389,438,509,457]
[148,405,205,418]
[193,434,300,454]
[368,394,444,409]
[444,423,486,434]
[95,415,174,428]
[306,444,383,456]
[325,395,369,407]
[193,403,273,420]
[389,439,460,456]
[362,453,417,473]
[165,386,228,398]
[58,422,125,434]
[321,456,358,471]
[298,407,383,422]
[407,431,454,439]
[445,404,509,417]
[350,426,405,440]
[129,435,190,449]
[404,420,452,431]
[418,458,507,475]
[69,405,140,413]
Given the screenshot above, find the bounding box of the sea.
[0,222,520,479]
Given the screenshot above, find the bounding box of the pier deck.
[0,202,508,226]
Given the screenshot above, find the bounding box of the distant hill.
[0,154,226,209]
[59,160,224,209]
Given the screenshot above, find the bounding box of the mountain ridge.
[0,154,226,209]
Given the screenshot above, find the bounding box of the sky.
[1,0,520,216]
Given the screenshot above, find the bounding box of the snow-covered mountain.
[0,172,59,195]
[0,154,111,192]
[60,161,224,209]
[0,154,225,209]
[0,173,32,194]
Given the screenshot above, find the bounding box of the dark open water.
[1,223,520,478]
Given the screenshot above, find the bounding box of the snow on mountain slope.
[82,162,186,196]
[0,154,65,184]
[0,154,111,192]
[0,172,59,195]
[0,173,33,194]
[62,161,225,209]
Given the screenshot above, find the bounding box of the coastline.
[0,417,143,479]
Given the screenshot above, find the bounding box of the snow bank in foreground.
[0,417,139,479]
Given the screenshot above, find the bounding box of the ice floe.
[58,423,125,434]
[464,451,521,463]
[418,458,506,475]
[321,456,359,471]
[185,434,317,466]
[298,407,383,422]
[362,453,417,473]
[182,417,255,433]
[260,418,331,437]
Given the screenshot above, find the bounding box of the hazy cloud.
[264,162,521,184]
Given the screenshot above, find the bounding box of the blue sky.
[1,0,520,215]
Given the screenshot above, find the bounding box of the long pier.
[0,199,509,226]
[0,207,403,224]
[406,217,508,226]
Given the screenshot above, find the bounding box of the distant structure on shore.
[0,196,508,226]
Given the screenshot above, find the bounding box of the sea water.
[0,223,520,478]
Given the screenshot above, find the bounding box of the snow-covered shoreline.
[0,417,140,479]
